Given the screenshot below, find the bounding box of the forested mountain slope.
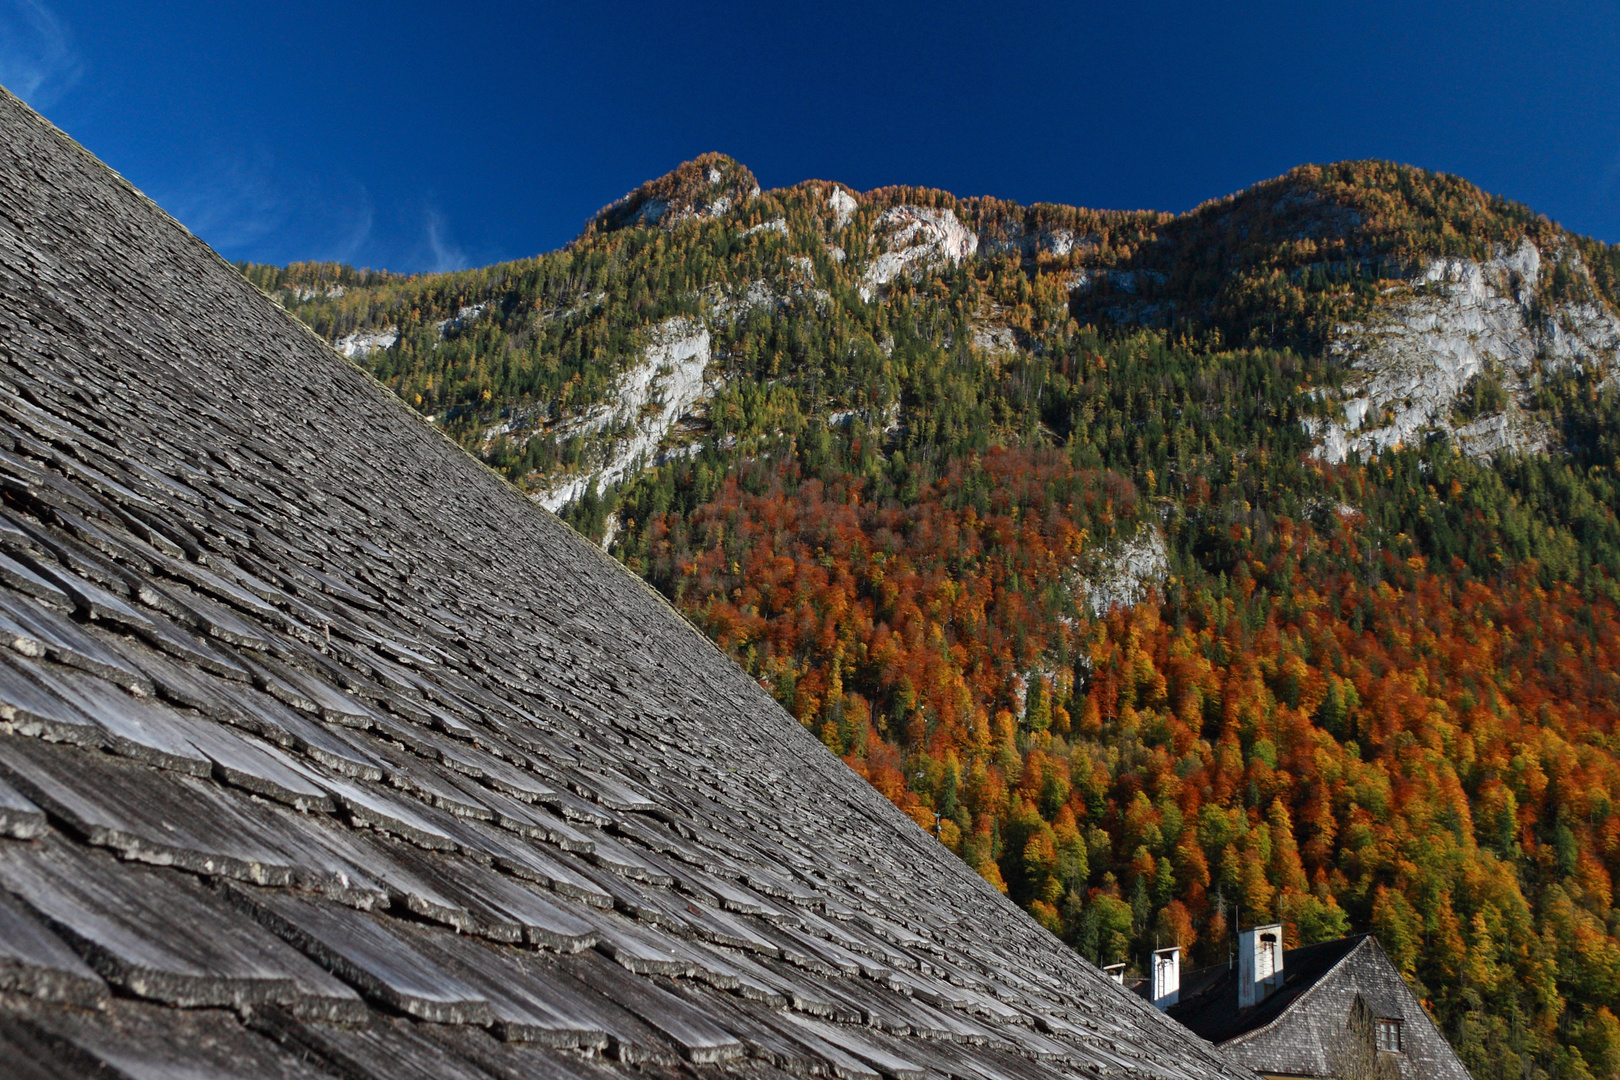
[247,157,1620,1080]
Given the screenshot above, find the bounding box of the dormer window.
[1375,1018,1403,1053]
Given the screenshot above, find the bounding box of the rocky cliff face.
[332,326,398,359]
[858,205,979,302]
[526,317,715,512]
[827,185,859,231]
[1074,526,1170,617]
[1310,239,1620,462]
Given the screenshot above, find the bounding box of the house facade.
[1137,929,1474,1080]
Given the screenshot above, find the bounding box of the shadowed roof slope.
[1162,936,1368,1045]
[0,88,1246,1080]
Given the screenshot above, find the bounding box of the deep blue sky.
[5,1,1619,273]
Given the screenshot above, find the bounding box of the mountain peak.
[587,152,759,234]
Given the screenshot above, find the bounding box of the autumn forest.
[245,158,1620,1079]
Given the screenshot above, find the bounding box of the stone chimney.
[1102,963,1126,984]
[1151,946,1180,1010]
[1238,924,1285,1009]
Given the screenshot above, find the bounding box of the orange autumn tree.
[636,381,1620,1080]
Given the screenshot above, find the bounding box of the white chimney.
[1238,924,1285,1008]
[1151,947,1180,1010]
[1102,963,1126,984]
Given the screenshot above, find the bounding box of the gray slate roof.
[0,87,1250,1080]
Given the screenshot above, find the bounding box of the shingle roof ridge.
[1177,930,1372,986]
[1221,935,1375,1048]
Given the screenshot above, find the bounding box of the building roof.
[0,87,1251,1080]
[1162,935,1372,1045]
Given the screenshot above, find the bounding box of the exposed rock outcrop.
[534,316,715,511]
[972,323,1020,354]
[980,225,1093,260]
[858,206,978,302]
[827,186,859,231]
[331,326,398,359]
[435,302,486,336]
[1074,526,1170,616]
[1312,239,1620,462]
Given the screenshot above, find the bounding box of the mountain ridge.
[249,157,1620,1080]
[244,155,1620,498]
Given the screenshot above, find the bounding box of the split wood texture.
[0,86,1249,1080]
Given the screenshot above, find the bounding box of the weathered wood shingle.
[1167,936,1473,1080]
[0,84,1252,1079]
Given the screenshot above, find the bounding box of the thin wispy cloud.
[150,150,375,266]
[423,208,469,273]
[0,0,80,108]
[155,150,291,254]
[333,189,375,264]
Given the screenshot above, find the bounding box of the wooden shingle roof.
[0,87,1250,1080]
[1153,936,1473,1080]
[1161,935,1369,1045]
